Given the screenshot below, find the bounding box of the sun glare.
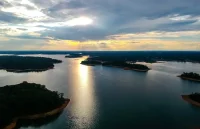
[66,17,93,26]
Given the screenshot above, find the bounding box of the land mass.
[81,60,150,72]
[182,93,200,107]
[0,56,62,73]
[178,72,200,82]
[0,81,69,129]
[1,51,200,63]
[80,51,200,63]
[65,53,83,58]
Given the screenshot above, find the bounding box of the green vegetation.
[0,56,62,72]
[189,93,200,103]
[179,72,200,80]
[81,60,102,65]
[81,59,150,71]
[0,82,66,128]
[102,61,149,71]
[80,51,200,63]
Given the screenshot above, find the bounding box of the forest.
[180,72,200,80]
[0,56,62,72]
[81,59,149,71]
[0,81,65,128]
[189,93,200,103]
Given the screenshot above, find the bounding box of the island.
[103,61,150,72]
[0,56,62,73]
[79,51,200,63]
[81,60,102,66]
[182,93,200,107]
[0,81,70,129]
[81,59,150,72]
[65,53,83,58]
[178,72,200,82]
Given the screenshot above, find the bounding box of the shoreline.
[123,67,149,72]
[182,95,200,107]
[4,99,70,129]
[178,76,200,82]
[0,67,54,73]
[81,63,96,66]
[103,65,149,72]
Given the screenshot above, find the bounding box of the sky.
[0,0,200,50]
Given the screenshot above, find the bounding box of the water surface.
[1,55,200,129]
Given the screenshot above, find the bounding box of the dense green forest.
[81,51,200,63]
[81,60,102,65]
[180,72,200,80]
[81,59,149,71]
[1,51,200,63]
[102,61,149,70]
[0,56,62,72]
[0,82,65,128]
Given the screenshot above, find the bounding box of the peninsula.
[0,56,62,73]
[182,93,200,107]
[81,60,102,66]
[81,59,150,72]
[0,81,70,129]
[178,72,200,82]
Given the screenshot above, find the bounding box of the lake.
[1,55,200,129]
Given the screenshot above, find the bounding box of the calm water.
[1,55,200,129]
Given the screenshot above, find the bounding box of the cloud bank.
[0,0,200,50]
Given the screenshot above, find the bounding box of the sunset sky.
[0,0,200,50]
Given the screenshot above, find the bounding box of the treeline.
[0,56,62,72]
[102,61,149,70]
[0,82,65,128]
[81,60,149,70]
[189,93,200,103]
[82,51,200,63]
[180,72,200,80]
[81,60,102,65]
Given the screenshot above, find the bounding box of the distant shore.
[4,67,54,73]
[0,56,62,73]
[4,99,70,129]
[104,65,149,72]
[182,95,200,107]
[81,64,95,66]
[123,67,149,72]
[178,76,200,82]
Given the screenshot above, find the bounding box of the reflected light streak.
[69,58,98,129]
[79,65,88,86]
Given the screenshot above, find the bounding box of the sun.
[66,17,93,26]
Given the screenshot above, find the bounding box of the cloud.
[108,31,200,40]
[0,11,27,23]
[0,0,200,50]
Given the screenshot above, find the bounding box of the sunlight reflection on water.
[68,59,98,129]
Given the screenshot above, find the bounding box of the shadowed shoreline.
[178,76,200,82]
[182,95,200,107]
[4,99,70,129]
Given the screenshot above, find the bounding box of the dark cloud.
[41,25,113,41]
[17,28,28,31]
[33,0,200,40]
[48,0,85,12]
[1,0,200,41]
[0,1,12,7]
[0,11,27,23]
